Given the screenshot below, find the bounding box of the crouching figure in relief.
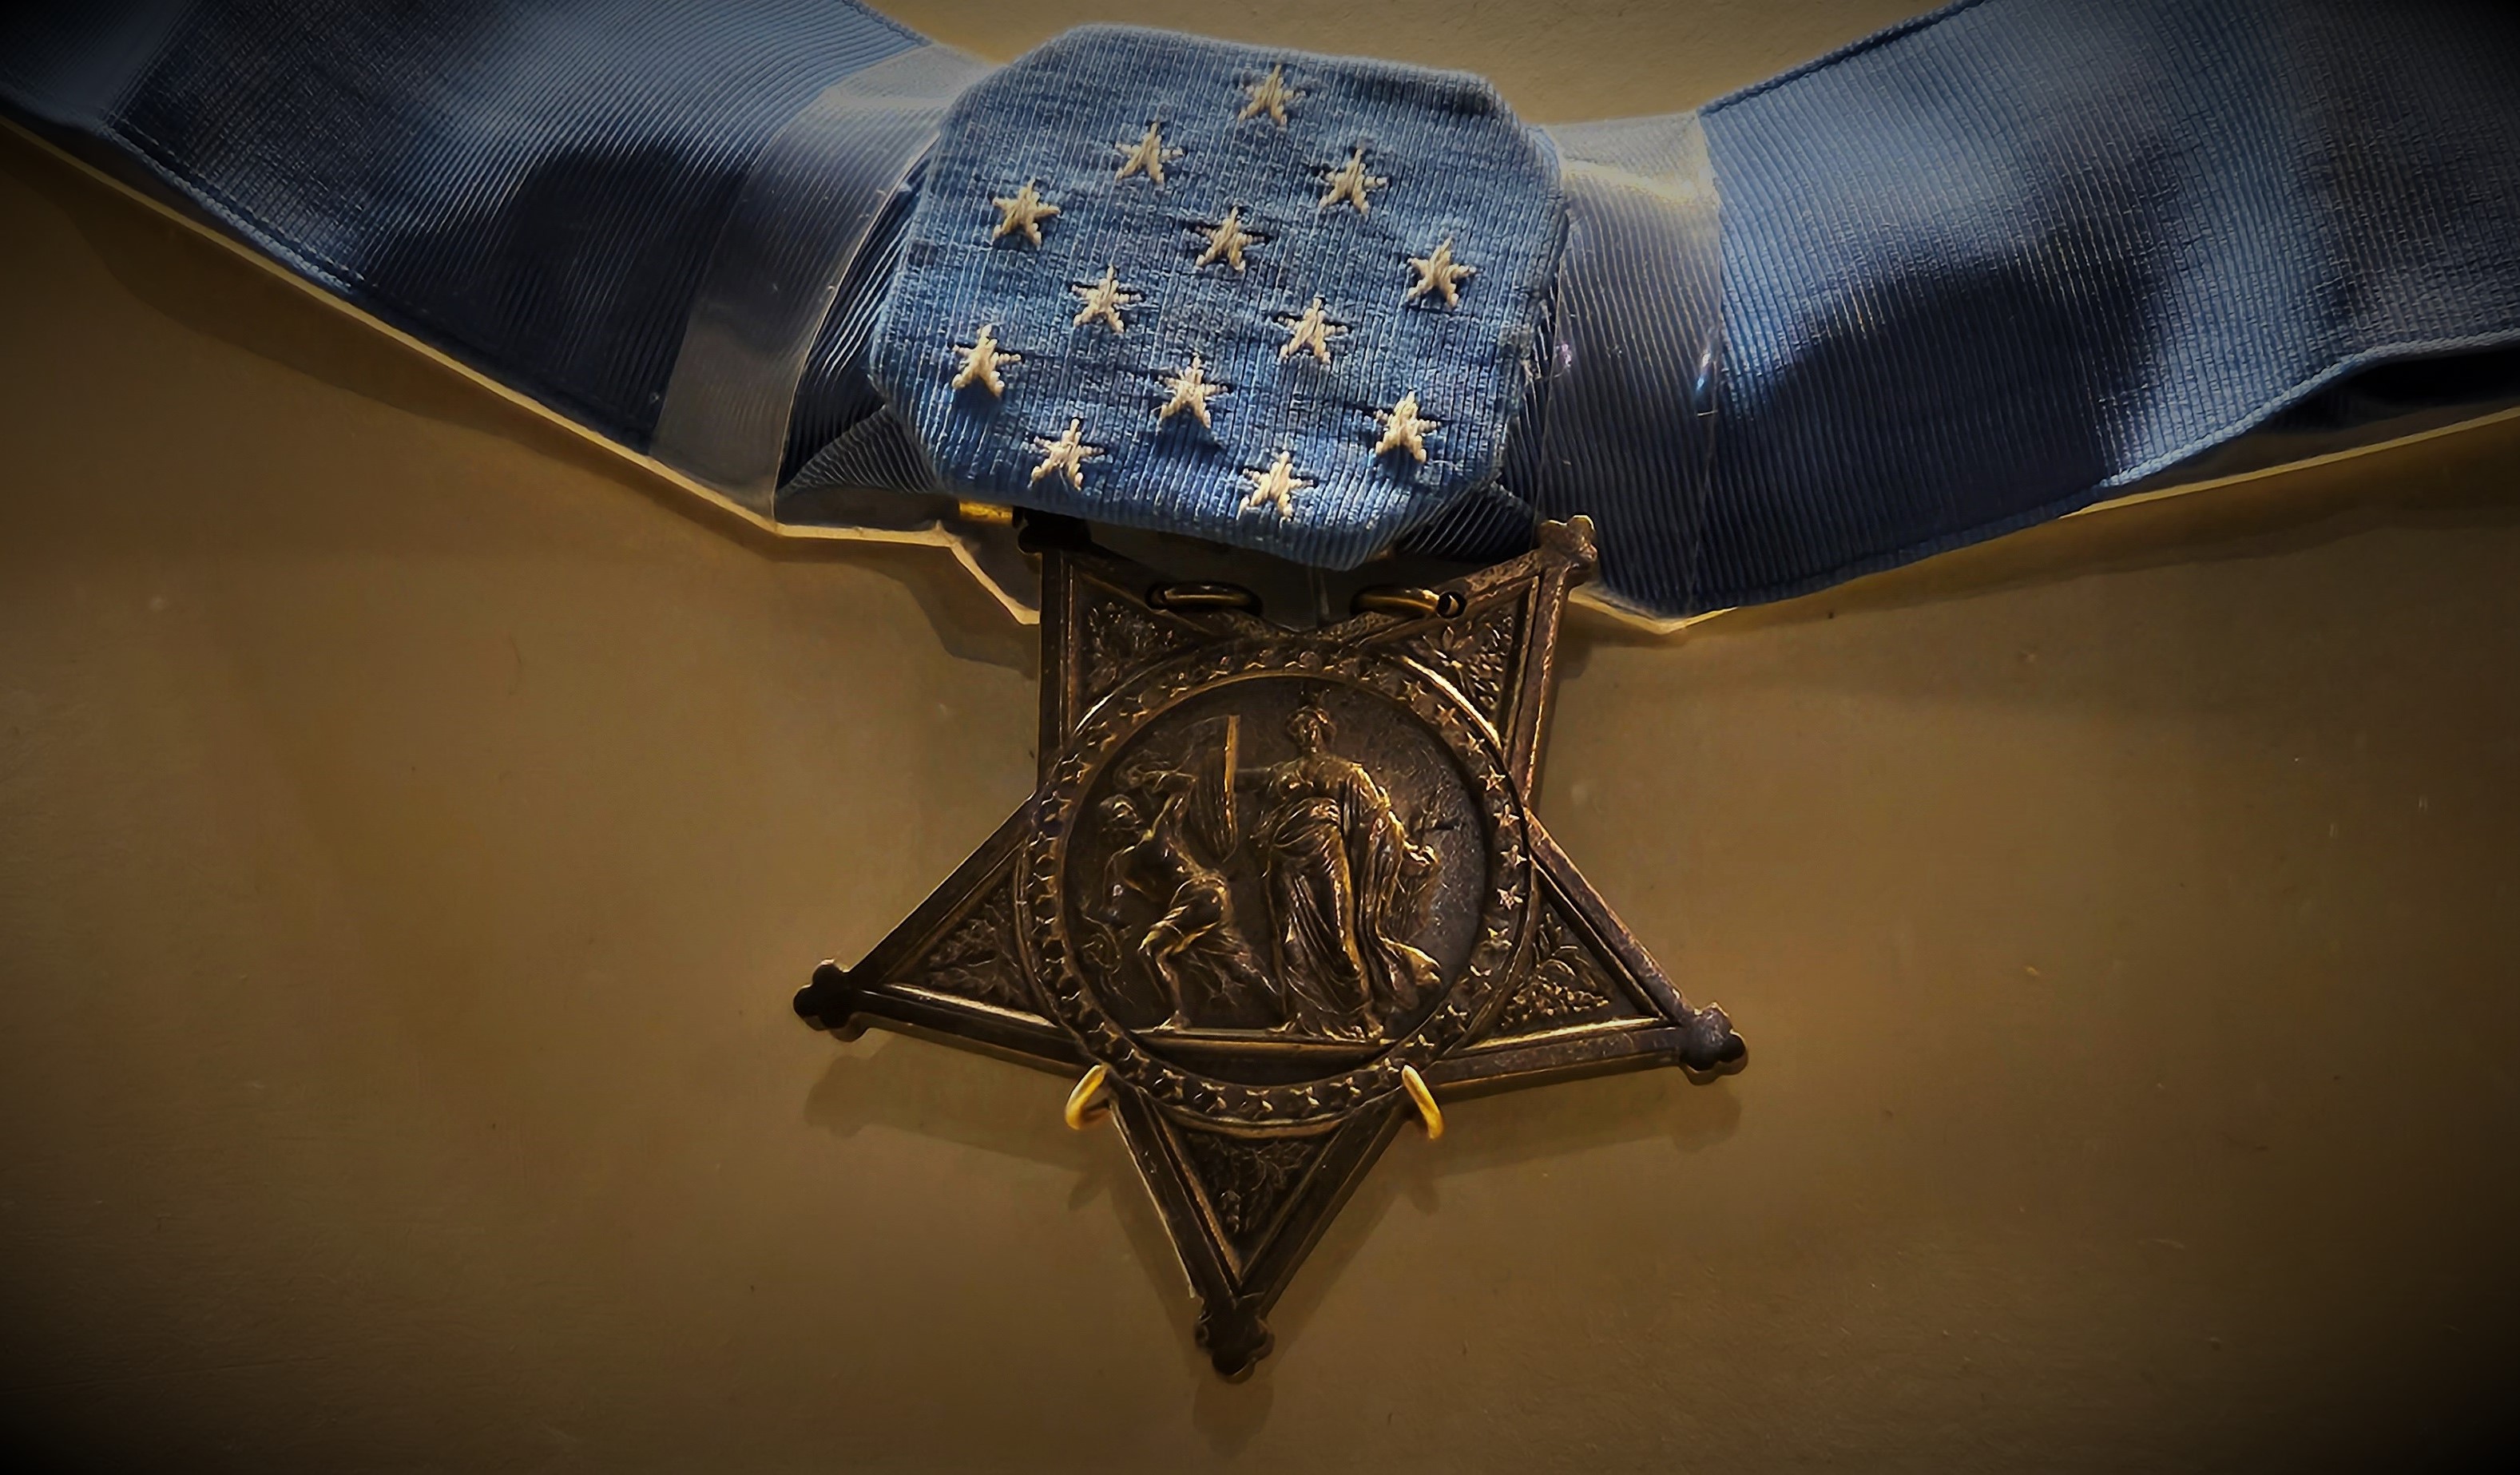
[1095,724,1280,1029]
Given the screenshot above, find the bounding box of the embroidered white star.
[1196,208,1260,272]
[1070,267,1140,333]
[949,324,1020,396]
[1318,146,1388,215]
[1159,355,1225,428]
[1113,121,1185,185]
[988,181,1059,246]
[1240,451,1312,517]
[1372,391,1439,462]
[1404,238,1477,306]
[1238,63,1300,126]
[1030,418,1102,489]
[1278,297,1344,363]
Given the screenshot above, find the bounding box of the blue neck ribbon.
[6,0,2515,617]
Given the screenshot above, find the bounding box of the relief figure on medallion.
[1095,720,1281,1029]
[1256,700,1443,1041]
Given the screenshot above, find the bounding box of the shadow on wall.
[1562,403,2520,662]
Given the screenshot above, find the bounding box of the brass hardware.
[1351,585,1466,619]
[1064,1064,1112,1130]
[954,499,1016,526]
[1146,581,1261,612]
[1400,1064,1443,1140]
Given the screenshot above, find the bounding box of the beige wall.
[4,3,2518,1469]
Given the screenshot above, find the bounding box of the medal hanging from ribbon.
[796,515,1744,1374]
[10,0,2518,1378]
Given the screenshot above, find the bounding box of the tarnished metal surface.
[795,515,1744,1375]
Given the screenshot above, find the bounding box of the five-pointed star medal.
[796,517,1748,1376]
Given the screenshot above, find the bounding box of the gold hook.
[1400,1065,1443,1140]
[1063,1064,1112,1131]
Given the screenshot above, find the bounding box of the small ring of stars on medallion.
[1318,146,1388,215]
[950,324,1020,396]
[1030,418,1102,490]
[1114,121,1185,185]
[1372,391,1439,462]
[1158,355,1226,429]
[1404,238,1476,306]
[1237,63,1300,126]
[1194,207,1261,272]
[1277,297,1346,364]
[1239,451,1312,518]
[989,180,1059,246]
[1070,267,1141,333]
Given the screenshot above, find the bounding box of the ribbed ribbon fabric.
[6,1,2517,617]
[650,42,986,512]
[0,0,929,450]
[1670,0,2520,615]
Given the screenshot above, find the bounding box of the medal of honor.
[796,515,1745,1374]
[12,0,2519,1451]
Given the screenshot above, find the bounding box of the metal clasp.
[1063,1064,1113,1130]
[1351,585,1466,619]
[1146,581,1262,613]
[1400,1065,1444,1140]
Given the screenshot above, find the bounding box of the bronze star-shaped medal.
[795,516,1745,1376]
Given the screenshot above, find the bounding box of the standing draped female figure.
[1256,700,1441,1040]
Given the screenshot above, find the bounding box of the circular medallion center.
[1058,675,1486,1088]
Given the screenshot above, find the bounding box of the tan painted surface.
[3,3,2518,1468]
